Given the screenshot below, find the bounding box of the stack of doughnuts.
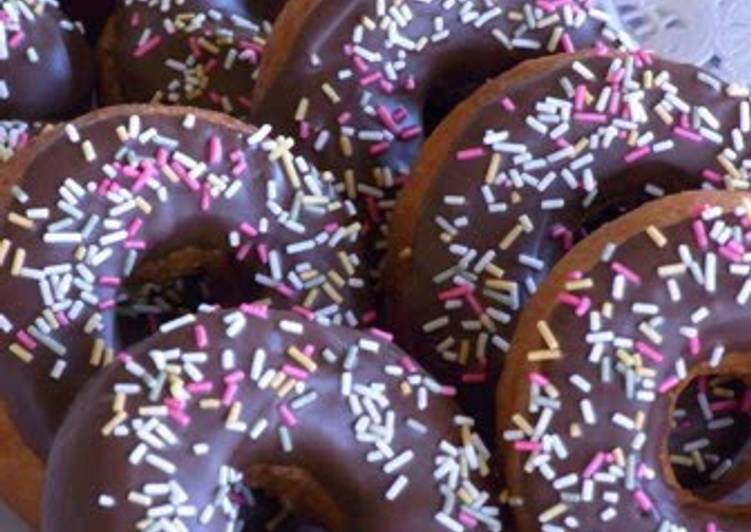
[0,1,748,531]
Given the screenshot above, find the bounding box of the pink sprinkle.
[291,306,315,321]
[458,512,478,528]
[583,452,605,478]
[462,373,487,384]
[133,35,162,58]
[558,292,581,307]
[701,168,723,184]
[368,328,393,342]
[275,283,295,298]
[500,97,516,112]
[164,398,185,411]
[56,312,69,327]
[636,341,664,364]
[575,297,591,317]
[400,356,419,374]
[692,220,708,249]
[98,299,116,311]
[706,523,718,532]
[239,222,258,238]
[127,217,144,238]
[658,376,680,393]
[612,262,641,285]
[299,121,311,139]
[560,32,575,53]
[224,370,245,384]
[168,409,191,427]
[634,490,653,512]
[574,85,587,111]
[624,145,651,164]
[673,127,703,143]
[240,303,269,319]
[222,383,238,406]
[369,141,391,156]
[8,31,24,48]
[16,330,36,350]
[186,381,213,394]
[399,125,422,140]
[208,136,223,165]
[515,441,541,453]
[574,112,608,124]
[98,276,121,287]
[688,336,701,357]
[529,372,551,387]
[456,147,485,161]
[282,364,309,380]
[278,404,298,427]
[376,105,399,133]
[439,284,474,301]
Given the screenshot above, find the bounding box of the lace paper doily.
[613,0,751,85]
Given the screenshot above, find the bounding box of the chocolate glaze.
[0,104,373,458]
[0,0,94,120]
[384,52,751,439]
[99,0,275,119]
[252,0,633,274]
[44,308,501,531]
[497,191,751,530]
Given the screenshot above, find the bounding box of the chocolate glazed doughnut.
[44,308,502,531]
[498,191,751,531]
[0,0,94,120]
[98,0,280,119]
[60,0,116,41]
[252,0,635,273]
[0,104,372,526]
[385,52,751,439]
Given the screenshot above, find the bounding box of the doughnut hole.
[664,360,751,505]
[669,374,751,503]
[577,162,703,239]
[420,49,520,138]
[114,220,271,347]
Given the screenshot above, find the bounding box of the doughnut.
[384,51,751,437]
[0,0,94,120]
[0,104,373,523]
[497,191,751,530]
[44,307,501,531]
[252,0,635,271]
[98,0,276,119]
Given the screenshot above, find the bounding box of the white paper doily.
[613,0,751,85]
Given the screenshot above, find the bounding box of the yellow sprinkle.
[321,82,341,104]
[499,224,524,251]
[7,212,34,230]
[9,343,33,363]
[82,140,97,162]
[226,402,242,427]
[113,393,127,413]
[536,321,559,350]
[101,411,128,437]
[287,346,317,373]
[294,98,309,121]
[0,239,11,266]
[10,248,25,276]
[527,349,562,362]
[90,338,104,366]
[277,378,296,398]
[564,278,593,291]
[200,398,221,410]
[485,153,502,184]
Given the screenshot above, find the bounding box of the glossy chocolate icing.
[0,104,373,458]
[44,308,501,531]
[252,0,633,273]
[385,52,751,439]
[0,0,94,120]
[99,0,274,119]
[498,191,751,530]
